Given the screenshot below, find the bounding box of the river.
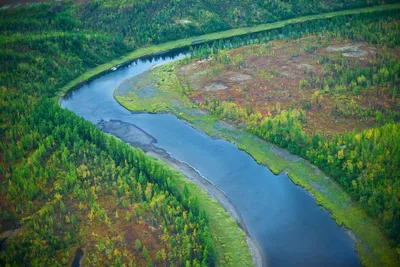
[61,50,360,267]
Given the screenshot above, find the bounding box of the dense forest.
[1,0,400,266]
[0,95,215,266]
[2,1,398,47]
[175,11,400,249]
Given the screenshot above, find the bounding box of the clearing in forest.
[178,35,400,135]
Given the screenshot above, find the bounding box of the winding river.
[61,50,360,267]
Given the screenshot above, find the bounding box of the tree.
[135,239,142,251]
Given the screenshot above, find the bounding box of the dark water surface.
[61,51,360,267]
[71,248,83,267]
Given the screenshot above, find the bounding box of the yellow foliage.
[357,160,363,169]
[337,149,345,160]
[114,249,120,256]
[88,209,94,222]
[355,133,361,142]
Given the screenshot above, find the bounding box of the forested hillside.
[0,94,216,266]
[2,1,399,46]
[1,0,399,266]
[1,0,399,98]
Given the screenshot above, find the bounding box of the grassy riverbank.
[115,62,399,267]
[59,3,400,98]
[151,157,254,267]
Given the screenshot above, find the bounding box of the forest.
[1,0,400,266]
[2,0,398,98]
[173,11,400,249]
[0,95,215,266]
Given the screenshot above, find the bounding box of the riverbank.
[58,3,400,99]
[148,151,265,267]
[114,62,399,267]
[58,5,400,266]
[97,119,260,266]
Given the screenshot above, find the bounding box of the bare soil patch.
[326,43,372,59]
[204,82,228,91]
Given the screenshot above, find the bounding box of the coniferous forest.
[1,1,400,266]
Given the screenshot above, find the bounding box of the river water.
[61,50,360,267]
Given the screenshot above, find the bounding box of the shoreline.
[146,151,265,267]
[58,5,400,265]
[113,58,399,265]
[58,4,400,100]
[98,119,266,267]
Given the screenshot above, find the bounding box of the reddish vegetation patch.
[80,195,167,266]
[178,37,399,135]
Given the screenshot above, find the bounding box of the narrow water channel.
[72,249,83,267]
[61,50,360,267]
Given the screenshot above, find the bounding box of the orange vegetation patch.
[178,36,400,135]
[77,195,167,266]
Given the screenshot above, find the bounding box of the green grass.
[115,63,400,267]
[59,3,400,99]
[150,157,254,267]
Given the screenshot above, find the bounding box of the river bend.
[61,50,360,267]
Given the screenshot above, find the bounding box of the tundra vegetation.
[1,0,400,266]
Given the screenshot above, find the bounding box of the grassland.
[115,61,399,266]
